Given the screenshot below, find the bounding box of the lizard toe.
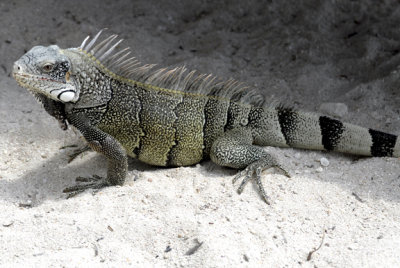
[232,158,289,205]
[63,175,109,198]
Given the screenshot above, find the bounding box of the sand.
[1,0,399,267]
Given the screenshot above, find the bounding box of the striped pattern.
[270,107,399,157]
[369,129,397,157]
[276,107,297,146]
[319,116,344,151]
[274,107,324,150]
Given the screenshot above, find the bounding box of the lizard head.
[13,45,79,103]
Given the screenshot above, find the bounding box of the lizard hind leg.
[210,128,290,204]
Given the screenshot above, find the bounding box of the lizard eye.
[42,63,54,72]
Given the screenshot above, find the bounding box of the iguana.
[13,30,400,204]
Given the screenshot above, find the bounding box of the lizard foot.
[232,159,290,205]
[63,175,109,198]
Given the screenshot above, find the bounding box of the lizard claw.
[232,159,290,205]
[67,145,92,163]
[63,175,108,198]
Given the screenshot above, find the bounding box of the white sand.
[1,0,399,267]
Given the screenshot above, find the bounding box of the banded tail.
[252,107,400,157]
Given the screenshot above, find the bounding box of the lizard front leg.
[63,113,128,197]
[210,128,289,204]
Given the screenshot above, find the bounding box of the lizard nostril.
[13,63,22,73]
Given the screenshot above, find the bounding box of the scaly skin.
[13,32,400,203]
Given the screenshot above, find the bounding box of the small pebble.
[2,220,14,227]
[316,167,323,173]
[319,102,348,118]
[320,157,330,167]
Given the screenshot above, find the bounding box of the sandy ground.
[1,0,400,267]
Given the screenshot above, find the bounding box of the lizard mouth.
[13,72,78,103]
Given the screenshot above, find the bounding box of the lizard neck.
[63,48,113,110]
